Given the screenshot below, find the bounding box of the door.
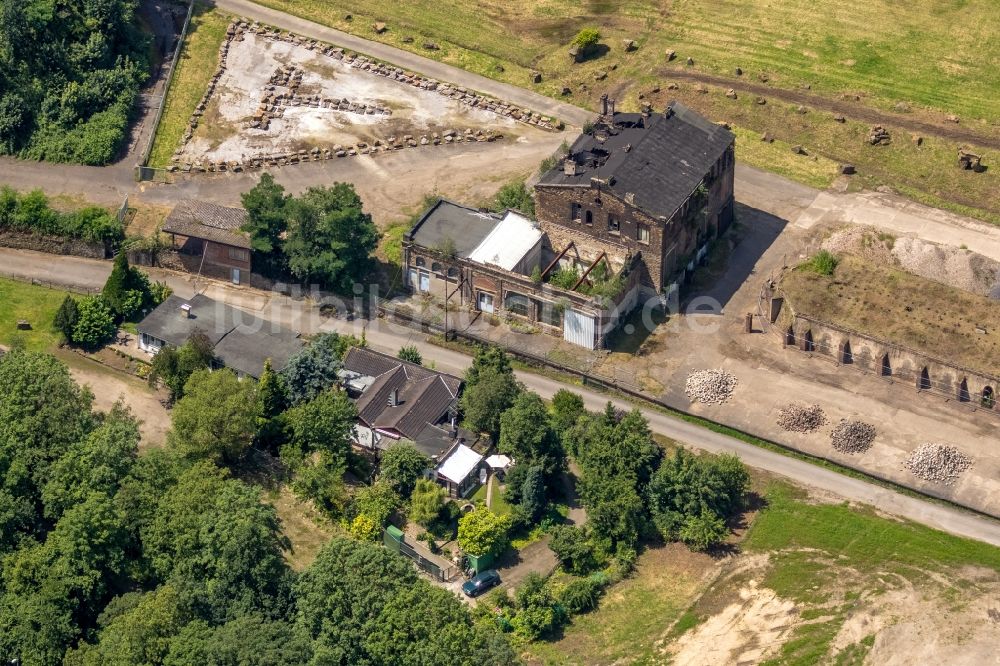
[231,268,241,284]
[419,271,430,292]
[563,309,596,349]
[478,292,494,314]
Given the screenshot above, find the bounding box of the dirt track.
[656,68,1000,149]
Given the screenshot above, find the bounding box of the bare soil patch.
[179,31,532,164]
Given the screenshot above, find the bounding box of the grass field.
[0,278,73,351]
[780,254,1000,376]
[528,480,1000,664]
[246,0,999,222]
[147,4,231,168]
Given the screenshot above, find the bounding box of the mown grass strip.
[147,4,231,168]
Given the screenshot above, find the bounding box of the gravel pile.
[830,419,877,454]
[903,443,973,485]
[776,404,827,433]
[685,369,738,405]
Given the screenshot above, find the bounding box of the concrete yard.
[179,30,542,165]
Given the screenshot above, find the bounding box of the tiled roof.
[344,347,462,440]
[162,200,251,249]
[537,101,734,221]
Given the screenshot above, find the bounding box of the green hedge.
[0,187,124,246]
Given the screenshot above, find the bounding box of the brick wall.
[534,143,736,292]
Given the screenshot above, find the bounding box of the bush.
[679,511,729,551]
[458,508,513,558]
[572,28,601,50]
[493,181,535,217]
[53,295,79,342]
[549,525,601,575]
[802,250,839,276]
[410,478,448,526]
[557,576,606,614]
[397,345,423,365]
[0,187,124,245]
[71,296,116,348]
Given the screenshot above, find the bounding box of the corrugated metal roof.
[467,210,543,271]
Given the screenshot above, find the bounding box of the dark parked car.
[462,570,501,597]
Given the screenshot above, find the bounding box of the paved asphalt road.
[212,0,594,128]
[3,247,1000,547]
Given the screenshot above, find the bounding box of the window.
[228,247,250,262]
[431,261,442,273]
[447,266,459,278]
[608,214,620,234]
[570,203,581,222]
[637,223,650,244]
[504,292,532,318]
[585,210,593,225]
[415,256,425,267]
[539,302,562,327]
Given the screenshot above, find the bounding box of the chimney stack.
[180,303,192,319]
[600,93,608,116]
[563,159,578,176]
[609,98,616,116]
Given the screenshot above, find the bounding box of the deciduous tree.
[168,369,259,463]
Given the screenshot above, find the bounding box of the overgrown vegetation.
[0,0,149,164]
[493,180,535,217]
[240,174,380,292]
[0,348,517,664]
[0,187,124,246]
[800,249,839,276]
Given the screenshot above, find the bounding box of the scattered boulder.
[622,38,637,52]
[423,41,440,50]
[725,88,737,99]
[755,97,767,105]
[734,66,743,76]
[757,72,769,82]
[946,114,960,123]
[795,104,806,114]
[402,35,414,43]
[894,101,911,113]
[686,56,694,65]
[791,144,807,155]
[530,71,542,84]
[666,82,679,90]
[911,134,923,146]
[695,84,708,94]
[494,63,504,72]
[868,125,891,146]
[840,164,856,175]
[560,86,572,96]
[372,22,387,34]
[760,133,774,143]
[665,49,676,61]
[594,70,607,80]
[833,114,846,123]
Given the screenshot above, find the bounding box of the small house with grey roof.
[535,98,735,295]
[136,293,304,380]
[162,200,252,285]
[341,346,488,496]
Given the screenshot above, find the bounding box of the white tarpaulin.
[436,444,483,484]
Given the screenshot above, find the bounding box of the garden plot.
[177,29,536,166]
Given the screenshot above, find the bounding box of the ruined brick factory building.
[535,97,736,297]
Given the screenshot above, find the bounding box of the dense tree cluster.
[0,187,124,244]
[0,350,515,664]
[240,175,380,291]
[0,0,149,164]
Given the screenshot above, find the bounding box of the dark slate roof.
[162,200,251,249]
[537,101,734,220]
[404,199,500,257]
[411,422,480,460]
[136,293,302,378]
[343,347,462,440]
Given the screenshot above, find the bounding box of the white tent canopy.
[485,454,512,470]
[436,444,483,484]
